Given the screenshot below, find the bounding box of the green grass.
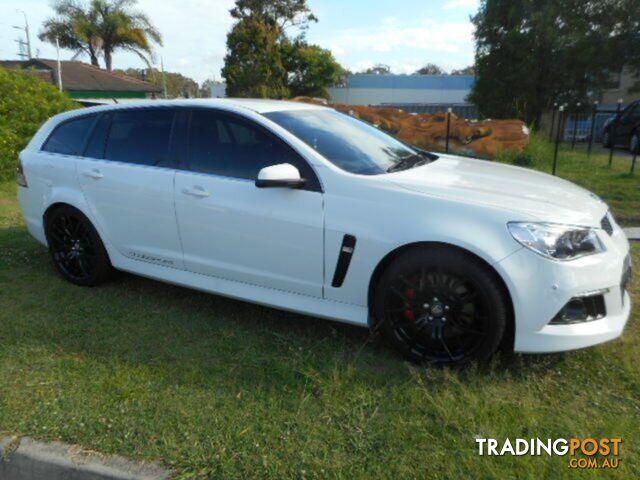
[494,134,640,226]
[0,180,638,479]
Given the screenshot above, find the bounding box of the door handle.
[182,186,210,198]
[82,168,103,179]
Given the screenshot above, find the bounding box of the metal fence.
[562,111,617,143]
[549,105,637,175]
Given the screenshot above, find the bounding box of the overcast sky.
[0,0,480,83]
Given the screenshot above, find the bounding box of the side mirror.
[255,163,306,189]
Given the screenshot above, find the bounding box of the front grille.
[601,213,613,235]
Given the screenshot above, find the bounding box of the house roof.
[0,59,161,93]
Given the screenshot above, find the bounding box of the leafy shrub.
[0,67,78,180]
[495,131,552,168]
[510,151,535,166]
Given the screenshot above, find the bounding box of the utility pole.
[13,10,32,59]
[56,38,63,91]
[14,38,28,59]
[161,57,168,99]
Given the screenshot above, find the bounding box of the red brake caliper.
[404,289,415,321]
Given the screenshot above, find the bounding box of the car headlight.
[508,222,605,260]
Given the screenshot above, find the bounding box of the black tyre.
[630,132,639,154]
[602,129,612,148]
[373,246,508,365]
[45,205,113,286]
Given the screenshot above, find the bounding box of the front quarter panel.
[321,172,526,309]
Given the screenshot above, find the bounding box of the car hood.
[386,155,608,226]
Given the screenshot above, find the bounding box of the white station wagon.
[17,99,632,364]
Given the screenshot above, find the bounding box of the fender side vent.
[331,235,357,288]
[601,213,613,236]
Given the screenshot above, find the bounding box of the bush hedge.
[0,67,78,180]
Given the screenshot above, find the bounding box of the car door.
[76,108,184,269]
[174,108,324,297]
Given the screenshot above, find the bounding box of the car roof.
[72,98,330,115]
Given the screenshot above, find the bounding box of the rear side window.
[42,114,97,155]
[187,109,320,191]
[105,109,175,166]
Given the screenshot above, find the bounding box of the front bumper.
[495,223,632,353]
[514,291,630,353]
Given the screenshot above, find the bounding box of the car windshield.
[264,109,435,175]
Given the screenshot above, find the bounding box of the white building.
[327,74,476,116]
[208,74,477,116]
[210,81,226,98]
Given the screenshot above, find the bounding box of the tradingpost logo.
[475,437,622,469]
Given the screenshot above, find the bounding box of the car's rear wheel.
[630,132,639,154]
[45,206,112,286]
[373,246,508,365]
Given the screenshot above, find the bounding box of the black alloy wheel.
[45,206,112,286]
[374,246,508,365]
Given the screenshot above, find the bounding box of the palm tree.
[40,0,162,71]
[40,1,101,66]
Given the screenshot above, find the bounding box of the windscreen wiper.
[386,155,430,173]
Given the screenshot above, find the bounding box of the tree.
[40,0,100,66]
[222,17,289,98]
[116,68,199,98]
[40,0,162,71]
[414,63,445,75]
[282,41,343,98]
[222,0,343,99]
[199,79,216,98]
[0,67,77,180]
[469,0,640,125]
[361,64,391,75]
[230,0,317,30]
[450,65,475,76]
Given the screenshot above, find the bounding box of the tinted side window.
[43,115,97,155]
[188,110,231,175]
[105,109,174,166]
[84,113,111,159]
[188,109,320,191]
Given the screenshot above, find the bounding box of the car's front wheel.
[373,246,509,365]
[45,205,113,286]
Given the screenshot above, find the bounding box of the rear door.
[76,108,184,269]
[173,108,324,297]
